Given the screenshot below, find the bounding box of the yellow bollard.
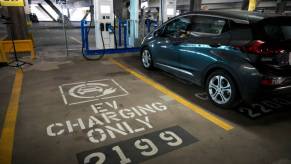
[248,0,257,12]
[0,44,10,63]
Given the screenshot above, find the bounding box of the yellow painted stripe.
[110,58,234,131]
[0,69,23,164]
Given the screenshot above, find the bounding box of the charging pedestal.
[81,0,140,59]
[93,0,115,49]
[160,0,176,23]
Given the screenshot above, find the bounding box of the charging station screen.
[100,5,111,14]
[167,8,174,16]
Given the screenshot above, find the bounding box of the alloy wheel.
[142,50,151,68]
[208,75,232,104]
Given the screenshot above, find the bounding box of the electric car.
[140,10,291,108]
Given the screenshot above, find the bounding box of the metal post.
[129,0,139,47]
[124,21,127,48]
[61,4,69,56]
[81,20,89,51]
[146,19,151,33]
[118,18,122,47]
[159,0,163,24]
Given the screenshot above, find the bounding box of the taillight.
[243,40,285,56]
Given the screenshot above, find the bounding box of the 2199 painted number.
[84,130,183,164]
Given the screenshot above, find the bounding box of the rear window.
[263,24,291,41]
[255,17,291,42]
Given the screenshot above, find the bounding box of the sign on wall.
[0,0,25,6]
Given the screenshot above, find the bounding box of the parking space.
[2,1,291,163]
[1,51,289,164]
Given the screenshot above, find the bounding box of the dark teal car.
[140,11,291,108]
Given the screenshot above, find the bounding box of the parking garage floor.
[1,27,291,164]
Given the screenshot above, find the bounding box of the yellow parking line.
[110,58,234,131]
[0,69,23,164]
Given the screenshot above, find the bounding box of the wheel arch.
[202,64,242,96]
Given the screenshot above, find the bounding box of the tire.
[141,48,154,69]
[206,70,240,109]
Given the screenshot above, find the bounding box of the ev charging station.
[93,0,115,49]
[81,0,177,59]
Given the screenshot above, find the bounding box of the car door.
[178,15,231,83]
[153,16,191,71]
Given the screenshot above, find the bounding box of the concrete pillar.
[159,0,163,23]
[129,0,139,47]
[189,0,202,11]
[113,0,123,18]
[6,7,28,40]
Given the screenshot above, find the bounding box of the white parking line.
[70,36,82,44]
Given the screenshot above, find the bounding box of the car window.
[253,17,291,42]
[263,25,291,41]
[162,15,227,39]
[186,16,226,37]
[229,21,253,41]
[163,17,191,38]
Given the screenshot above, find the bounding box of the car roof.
[180,10,280,23]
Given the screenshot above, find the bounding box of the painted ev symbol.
[69,83,117,99]
[59,79,129,105]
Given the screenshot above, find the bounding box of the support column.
[6,7,28,40]
[189,0,202,11]
[159,0,163,23]
[129,0,139,47]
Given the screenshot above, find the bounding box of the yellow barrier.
[0,40,36,61]
[0,44,9,63]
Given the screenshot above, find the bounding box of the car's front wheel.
[206,70,239,108]
[141,48,153,69]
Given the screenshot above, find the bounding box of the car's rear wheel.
[141,48,153,69]
[206,70,239,108]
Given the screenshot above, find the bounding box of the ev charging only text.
[46,100,168,143]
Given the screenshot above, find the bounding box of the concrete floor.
[1,23,291,164]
